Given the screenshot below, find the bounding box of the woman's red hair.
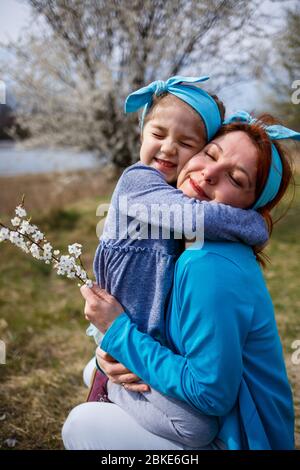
[215,114,296,268]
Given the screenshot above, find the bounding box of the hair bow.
[125,75,222,141]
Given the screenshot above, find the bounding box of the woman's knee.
[62,406,80,450]
[62,403,97,450]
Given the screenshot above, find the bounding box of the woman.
[62,112,297,450]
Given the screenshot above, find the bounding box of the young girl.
[85,76,268,449]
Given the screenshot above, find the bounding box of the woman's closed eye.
[204,151,245,187]
[229,173,242,187]
[204,151,216,160]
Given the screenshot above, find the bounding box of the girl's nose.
[160,138,177,156]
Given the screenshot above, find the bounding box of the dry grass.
[0,165,121,216]
[0,328,91,449]
[0,168,116,449]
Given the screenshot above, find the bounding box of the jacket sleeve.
[116,163,268,246]
[101,252,253,416]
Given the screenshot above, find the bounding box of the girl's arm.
[101,252,252,416]
[116,163,268,246]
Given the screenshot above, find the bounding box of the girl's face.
[140,97,206,183]
[177,131,258,209]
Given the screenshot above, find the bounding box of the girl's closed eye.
[180,141,194,148]
[152,133,164,138]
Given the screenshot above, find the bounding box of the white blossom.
[19,220,36,235]
[43,242,52,251]
[14,235,26,249]
[75,265,87,280]
[30,244,41,259]
[42,242,53,260]
[11,217,21,227]
[27,224,39,234]
[26,224,36,235]
[9,231,21,244]
[0,227,10,242]
[1,203,92,288]
[15,206,27,218]
[32,230,44,243]
[68,243,82,258]
[67,272,76,279]
[20,243,30,254]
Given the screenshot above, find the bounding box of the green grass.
[0,197,107,449]
[0,182,299,449]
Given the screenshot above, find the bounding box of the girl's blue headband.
[224,111,300,210]
[124,75,222,141]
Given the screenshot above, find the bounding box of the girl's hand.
[96,347,150,393]
[80,283,124,333]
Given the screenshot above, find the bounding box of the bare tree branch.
[0,0,282,167]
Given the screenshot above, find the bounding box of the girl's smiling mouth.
[154,157,177,171]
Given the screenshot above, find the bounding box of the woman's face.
[177,131,258,209]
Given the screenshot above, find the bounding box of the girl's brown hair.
[215,114,295,268]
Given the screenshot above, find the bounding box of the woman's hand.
[80,283,124,333]
[96,347,150,393]
[81,284,150,392]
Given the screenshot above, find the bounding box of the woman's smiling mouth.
[189,176,210,200]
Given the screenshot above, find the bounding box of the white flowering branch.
[0,197,93,288]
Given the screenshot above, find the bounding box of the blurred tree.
[268,5,300,130]
[0,0,279,168]
[0,104,14,140]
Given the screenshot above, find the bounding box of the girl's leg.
[62,402,192,450]
[107,382,219,448]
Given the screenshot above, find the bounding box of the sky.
[0,0,294,115]
[0,0,33,44]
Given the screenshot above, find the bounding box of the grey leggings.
[84,358,225,449]
[108,382,221,448]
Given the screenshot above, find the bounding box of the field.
[0,167,299,449]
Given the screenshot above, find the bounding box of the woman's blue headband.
[224,111,300,210]
[124,75,222,141]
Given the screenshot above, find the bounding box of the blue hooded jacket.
[101,241,295,450]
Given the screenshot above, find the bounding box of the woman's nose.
[201,165,219,184]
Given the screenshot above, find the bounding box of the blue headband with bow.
[125,75,222,141]
[224,111,300,209]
